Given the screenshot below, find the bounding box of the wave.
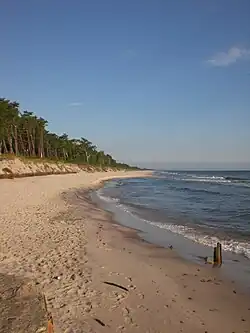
[161,173,250,187]
[160,171,179,175]
[104,179,124,188]
[161,172,229,183]
[165,184,223,196]
[225,176,250,183]
[147,221,250,259]
[184,178,231,184]
[181,187,222,195]
[182,177,250,188]
[96,189,250,259]
[190,175,225,180]
[161,171,226,179]
[181,174,231,183]
[162,170,249,180]
[96,190,120,204]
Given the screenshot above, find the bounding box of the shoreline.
[78,184,250,332]
[0,171,250,332]
[93,177,250,293]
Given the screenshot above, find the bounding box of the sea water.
[92,170,250,289]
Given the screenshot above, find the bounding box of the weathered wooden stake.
[217,242,222,266]
[213,246,217,265]
[213,242,222,266]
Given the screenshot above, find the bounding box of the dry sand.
[0,171,249,333]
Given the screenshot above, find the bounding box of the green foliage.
[0,98,138,170]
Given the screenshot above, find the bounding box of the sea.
[91,170,250,289]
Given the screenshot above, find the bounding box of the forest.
[0,98,134,169]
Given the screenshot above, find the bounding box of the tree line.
[0,98,135,169]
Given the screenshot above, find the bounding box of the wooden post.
[213,242,222,266]
[213,246,217,265]
[217,242,222,266]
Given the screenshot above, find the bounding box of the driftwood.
[43,295,54,333]
[103,281,129,292]
[94,318,106,327]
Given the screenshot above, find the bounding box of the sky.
[1,0,250,169]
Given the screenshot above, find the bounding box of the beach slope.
[0,170,249,333]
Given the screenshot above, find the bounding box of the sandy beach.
[0,171,249,333]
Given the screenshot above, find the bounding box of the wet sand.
[0,170,249,332]
[92,188,250,293]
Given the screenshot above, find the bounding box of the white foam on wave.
[96,189,120,204]
[96,189,250,260]
[162,172,232,184]
[182,177,250,188]
[185,178,231,184]
[147,221,250,259]
[104,180,120,188]
[192,175,225,180]
[162,171,179,175]
[96,189,141,216]
[160,172,250,187]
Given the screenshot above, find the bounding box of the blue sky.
[1,0,250,169]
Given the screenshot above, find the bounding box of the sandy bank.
[0,170,249,333]
[0,157,128,179]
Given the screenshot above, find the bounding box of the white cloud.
[207,47,250,67]
[68,102,82,107]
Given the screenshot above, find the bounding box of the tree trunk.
[39,127,44,158]
[52,147,58,159]
[26,129,32,156]
[30,132,36,156]
[62,148,67,160]
[19,134,25,155]
[2,138,8,154]
[45,141,49,158]
[13,125,18,155]
[7,128,13,154]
